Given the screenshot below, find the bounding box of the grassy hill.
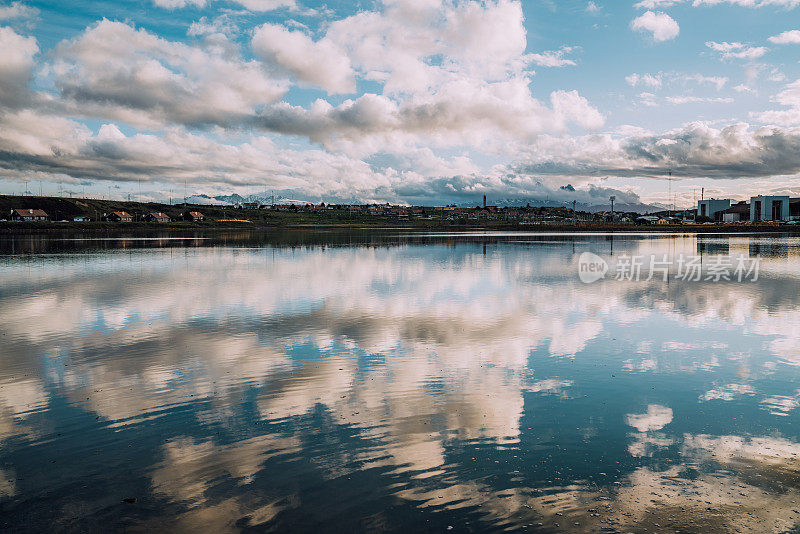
[0,195,213,221]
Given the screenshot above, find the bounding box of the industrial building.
[697,199,731,221]
[750,196,790,222]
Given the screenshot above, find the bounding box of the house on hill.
[184,211,205,221]
[104,211,132,222]
[145,212,170,223]
[10,209,48,221]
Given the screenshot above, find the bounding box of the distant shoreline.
[2,193,798,235]
[1,220,799,234]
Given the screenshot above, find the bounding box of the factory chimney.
[483,194,486,209]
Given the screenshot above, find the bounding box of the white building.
[750,196,790,222]
[697,199,731,220]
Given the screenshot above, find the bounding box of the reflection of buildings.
[749,241,789,258]
[697,240,730,256]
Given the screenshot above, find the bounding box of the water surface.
[2,231,800,533]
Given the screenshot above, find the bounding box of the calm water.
[2,231,800,533]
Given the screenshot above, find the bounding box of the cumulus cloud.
[513,121,800,180]
[0,106,622,205]
[50,20,288,128]
[0,26,37,108]
[769,29,800,44]
[706,41,768,60]
[38,3,601,154]
[0,1,613,203]
[317,0,531,95]
[252,85,603,153]
[251,23,355,94]
[631,11,680,42]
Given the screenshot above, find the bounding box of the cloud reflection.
[1,234,800,531]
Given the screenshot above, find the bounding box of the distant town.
[2,193,799,228]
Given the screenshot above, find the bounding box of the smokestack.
[483,194,486,209]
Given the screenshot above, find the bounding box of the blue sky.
[0,0,799,208]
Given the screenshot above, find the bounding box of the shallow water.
[1,231,800,533]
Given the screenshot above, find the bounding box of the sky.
[0,0,799,207]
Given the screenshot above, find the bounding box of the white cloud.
[514,121,800,180]
[769,29,800,44]
[51,20,288,128]
[245,1,603,149]
[694,0,800,6]
[233,0,296,10]
[665,95,734,104]
[252,83,604,154]
[637,0,800,7]
[681,73,728,90]
[152,0,295,9]
[527,46,578,68]
[627,72,728,91]
[152,0,206,8]
[0,1,37,20]
[550,89,605,129]
[0,26,37,108]
[187,15,239,37]
[631,11,680,42]
[251,24,355,94]
[637,91,659,106]
[705,41,768,60]
[626,72,663,89]
[753,78,800,125]
[634,0,682,6]
[586,1,602,11]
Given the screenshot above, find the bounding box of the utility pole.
[668,169,672,219]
